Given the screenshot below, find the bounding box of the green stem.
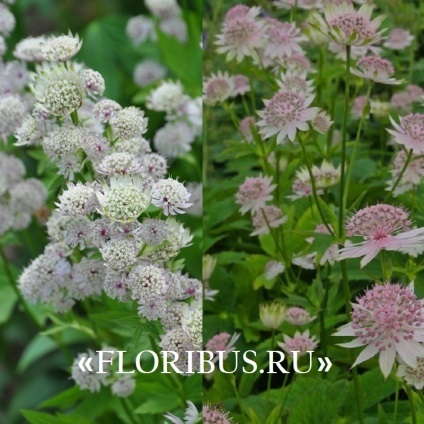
[339,45,351,238]
[405,384,417,424]
[393,380,399,424]
[298,137,335,236]
[343,81,372,210]
[232,376,248,424]
[265,330,276,418]
[121,397,140,424]
[319,275,329,360]
[384,149,413,201]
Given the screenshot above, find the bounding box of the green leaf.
[0,281,17,324]
[39,387,83,409]
[21,411,92,424]
[17,335,57,373]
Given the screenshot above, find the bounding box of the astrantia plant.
[204,0,424,422]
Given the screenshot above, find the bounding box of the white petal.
[378,348,396,379]
[352,344,379,368]
[396,340,424,368]
[338,339,364,348]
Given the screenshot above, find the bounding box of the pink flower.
[309,2,385,46]
[351,95,368,119]
[232,74,250,96]
[383,28,414,50]
[351,55,402,85]
[278,330,318,356]
[337,204,424,267]
[312,110,333,133]
[277,71,314,95]
[216,6,266,63]
[257,90,319,143]
[263,19,306,60]
[283,53,312,73]
[397,357,424,390]
[203,71,235,105]
[251,205,287,236]
[391,92,413,112]
[387,113,424,154]
[203,405,233,424]
[334,282,424,378]
[205,332,240,362]
[239,116,256,142]
[236,175,276,215]
[285,307,315,326]
[406,84,424,102]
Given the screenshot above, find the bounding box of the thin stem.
[232,376,248,424]
[319,275,329,360]
[405,384,417,424]
[384,149,413,201]
[265,330,276,418]
[121,397,139,424]
[338,44,351,238]
[343,81,372,210]
[393,380,399,424]
[298,138,335,236]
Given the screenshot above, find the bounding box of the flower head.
[334,282,424,378]
[309,2,385,46]
[383,28,414,50]
[397,357,424,390]
[263,19,306,60]
[257,90,319,143]
[206,333,240,361]
[215,6,266,63]
[338,204,424,267]
[236,175,276,215]
[251,206,287,236]
[260,302,286,329]
[152,178,192,216]
[278,330,318,356]
[203,71,235,105]
[351,55,401,85]
[41,32,82,62]
[96,175,150,222]
[387,114,424,154]
[285,307,315,326]
[264,260,285,281]
[32,64,85,116]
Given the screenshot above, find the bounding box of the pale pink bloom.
[203,71,235,105]
[215,6,266,63]
[383,28,414,50]
[285,307,315,326]
[387,113,424,154]
[239,116,256,143]
[334,282,424,378]
[309,2,385,46]
[391,91,413,112]
[283,53,312,73]
[406,84,424,102]
[386,150,424,197]
[203,405,233,424]
[264,260,285,280]
[274,0,322,10]
[292,252,317,269]
[204,281,219,302]
[232,74,250,96]
[236,175,276,215]
[277,71,314,95]
[351,95,368,119]
[251,206,287,236]
[278,330,318,357]
[224,5,250,22]
[397,356,424,390]
[257,90,319,143]
[337,204,424,267]
[351,55,402,85]
[312,110,333,133]
[205,332,240,362]
[289,161,340,200]
[263,19,306,60]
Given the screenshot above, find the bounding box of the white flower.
[41,31,82,62]
[152,178,192,216]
